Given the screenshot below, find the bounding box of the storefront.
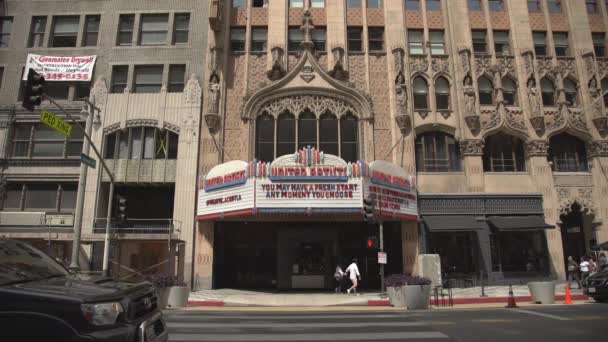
[197,148,417,289]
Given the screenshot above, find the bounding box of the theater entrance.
[213,221,403,290]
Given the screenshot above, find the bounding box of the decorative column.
[589,141,608,247]
[194,221,215,290]
[459,140,485,193]
[525,140,564,279]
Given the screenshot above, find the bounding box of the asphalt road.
[164,304,608,342]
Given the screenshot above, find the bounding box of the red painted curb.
[430,294,589,305]
[188,300,225,307]
[368,299,391,306]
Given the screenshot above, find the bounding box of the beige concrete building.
[194,0,608,290]
[0,0,206,282]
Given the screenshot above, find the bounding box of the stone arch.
[252,90,361,120]
[557,188,600,224]
[414,123,457,137]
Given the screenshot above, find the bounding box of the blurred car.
[584,269,608,303]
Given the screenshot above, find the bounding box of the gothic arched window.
[548,133,588,172]
[413,77,429,110]
[319,113,339,156]
[502,77,517,106]
[340,114,359,163]
[297,111,317,150]
[435,77,450,111]
[104,127,178,160]
[563,78,578,107]
[255,114,274,162]
[540,77,555,106]
[483,133,525,172]
[277,112,296,157]
[415,131,461,172]
[478,76,493,105]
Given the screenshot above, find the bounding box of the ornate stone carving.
[183,74,202,105]
[259,95,355,118]
[204,113,221,134]
[544,110,565,130]
[329,45,349,81]
[395,73,408,116]
[103,122,121,134]
[521,49,535,77]
[300,10,315,50]
[557,187,600,223]
[208,47,221,73]
[556,57,577,78]
[163,121,181,133]
[392,47,406,75]
[431,56,449,74]
[458,47,472,74]
[90,77,108,105]
[409,56,428,74]
[459,139,484,156]
[267,46,287,81]
[568,109,589,133]
[481,109,501,131]
[463,75,476,116]
[582,51,596,79]
[505,109,527,132]
[536,56,554,77]
[530,116,545,136]
[593,117,608,136]
[588,140,608,157]
[598,58,608,78]
[525,140,549,157]
[589,77,604,119]
[527,78,542,118]
[207,74,221,114]
[496,56,515,76]
[126,119,158,127]
[395,114,412,135]
[475,55,492,76]
[300,65,316,83]
[465,115,481,135]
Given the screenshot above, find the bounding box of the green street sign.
[80,153,96,169]
[40,109,72,138]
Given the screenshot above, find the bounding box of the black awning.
[488,216,554,231]
[422,215,488,232]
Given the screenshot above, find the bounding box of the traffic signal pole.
[379,218,385,297]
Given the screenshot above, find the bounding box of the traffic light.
[363,194,376,224]
[367,236,379,249]
[116,195,128,225]
[22,69,46,111]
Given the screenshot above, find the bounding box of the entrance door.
[560,204,587,271]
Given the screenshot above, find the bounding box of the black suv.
[0,239,168,342]
[584,269,608,303]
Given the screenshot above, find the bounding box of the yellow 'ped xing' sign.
[40,109,72,138]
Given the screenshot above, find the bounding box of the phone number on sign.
[39,73,90,80]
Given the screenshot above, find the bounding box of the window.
[415,132,461,172]
[502,78,517,106]
[468,0,482,11]
[494,31,510,55]
[1,183,76,212]
[547,0,561,13]
[117,14,135,46]
[104,127,179,160]
[298,111,317,151]
[168,65,186,93]
[231,28,246,52]
[367,0,382,8]
[602,78,608,107]
[133,65,163,93]
[319,113,339,156]
[26,184,70,211]
[413,77,429,110]
[312,27,326,52]
[46,82,70,100]
[11,123,83,159]
[406,0,420,10]
[429,31,445,55]
[75,83,91,100]
[426,0,441,11]
[3,184,23,210]
[548,134,588,172]
[253,0,269,7]
[593,33,605,57]
[478,76,494,105]
[0,67,3,90]
[348,28,363,52]
[368,28,384,51]
[277,113,296,157]
[173,13,190,44]
[110,65,128,93]
[50,16,79,47]
[255,114,274,162]
[347,0,362,8]
[289,0,305,8]
[311,0,325,8]
[408,30,424,55]
[587,0,599,13]
[533,31,547,56]
[563,78,578,107]
[288,28,303,51]
[488,0,503,11]
[472,30,487,54]
[540,77,555,106]
[483,133,525,172]
[139,14,169,45]
[251,28,268,52]
[553,32,569,56]
[28,16,47,48]
[82,15,100,47]
[435,77,450,111]
[0,17,12,48]
[340,114,359,163]
[233,0,247,7]
[528,0,541,11]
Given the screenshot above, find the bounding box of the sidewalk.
[188,282,589,307]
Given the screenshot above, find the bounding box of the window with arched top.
[297,111,317,151]
[435,77,450,111]
[415,131,461,172]
[104,127,178,160]
[548,134,588,172]
[502,77,517,106]
[483,133,525,172]
[340,114,359,162]
[602,78,608,107]
[413,77,429,110]
[540,77,555,106]
[255,114,274,162]
[478,76,493,105]
[563,78,578,107]
[277,112,296,157]
[319,113,338,156]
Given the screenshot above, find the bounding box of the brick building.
[194,0,608,290]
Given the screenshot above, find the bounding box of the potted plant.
[145,273,189,308]
[527,280,556,304]
[386,274,432,310]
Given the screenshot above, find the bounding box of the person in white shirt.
[580,257,590,283]
[345,258,361,295]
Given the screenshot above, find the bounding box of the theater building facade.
[193,0,608,290]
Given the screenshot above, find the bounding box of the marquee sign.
[197,148,418,221]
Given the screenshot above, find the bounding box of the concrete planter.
[404,285,431,310]
[387,286,406,307]
[158,288,170,309]
[527,281,556,304]
[166,286,190,308]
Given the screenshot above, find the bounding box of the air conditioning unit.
[209,0,223,32]
[45,214,74,227]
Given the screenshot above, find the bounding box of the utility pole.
[379,218,385,296]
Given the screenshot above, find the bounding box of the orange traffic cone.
[506,285,518,308]
[564,283,572,305]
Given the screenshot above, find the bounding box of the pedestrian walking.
[334,265,345,293]
[580,257,591,284]
[589,256,597,275]
[599,253,607,272]
[345,258,361,295]
[567,256,581,289]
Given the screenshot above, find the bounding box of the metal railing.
[93,218,177,235]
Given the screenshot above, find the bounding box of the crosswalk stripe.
[169,331,448,341]
[168,321,429,328]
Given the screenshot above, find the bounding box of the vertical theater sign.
[198,148,418,221]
